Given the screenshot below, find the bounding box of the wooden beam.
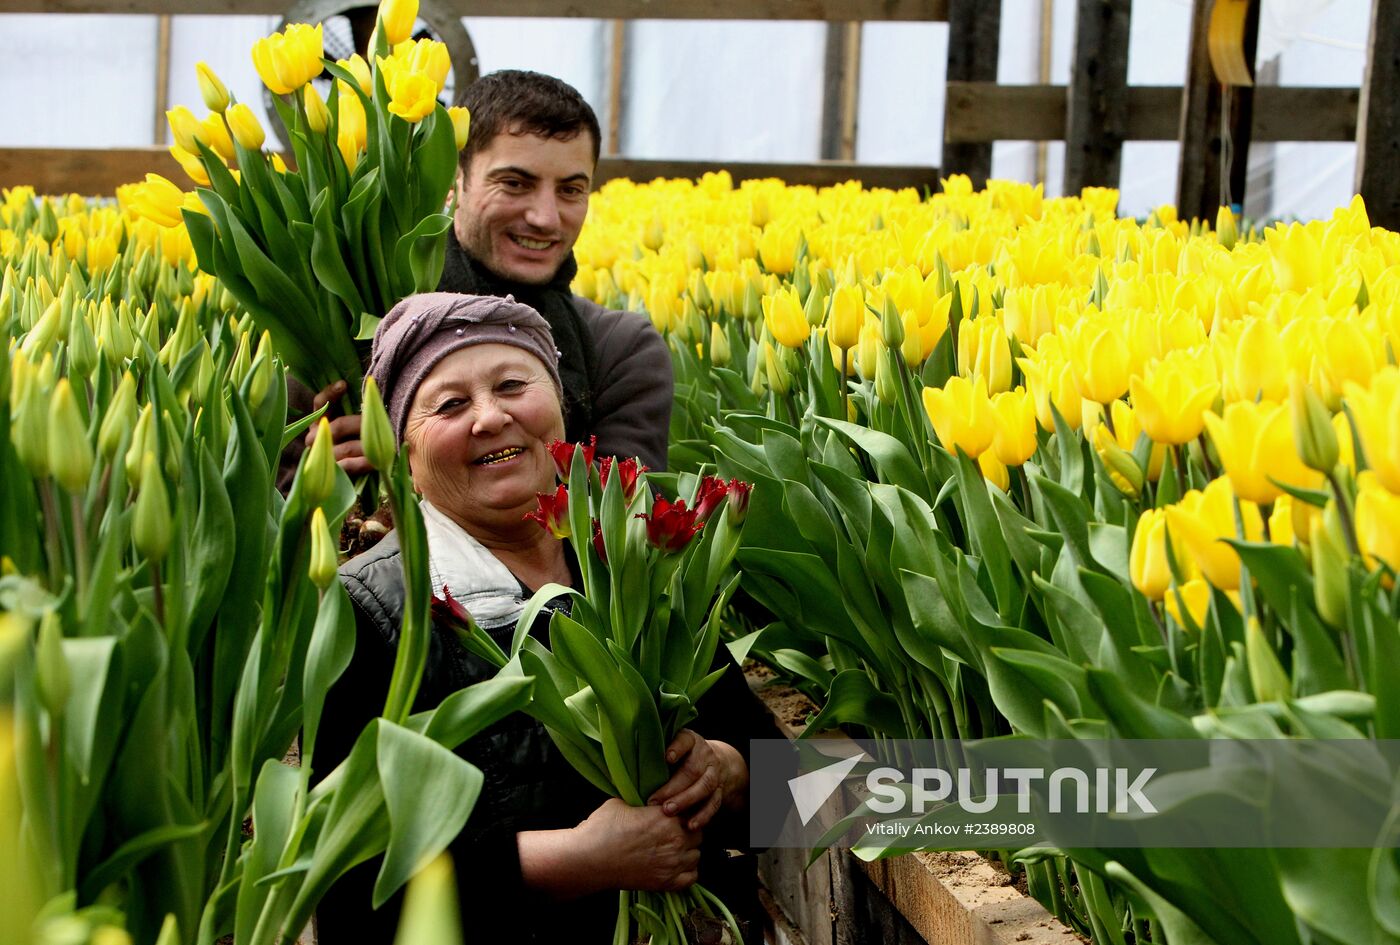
[1355,0,1400,231]
[944,83,1356,144]
[1063,0,1132,194]
[0,0,948,19]
[153,15,172,144]
[820,23,862,161]
[1176,0,1261,220]
[0,148,943,195]
[942,0,1001,187]
[606,20,627,156]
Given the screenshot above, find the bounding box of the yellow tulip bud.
[377,0,419,45]
[133,451,173,562]
[394,853,462,945]
[98,373,138,461]
[978,451,1010,491]
[225,103,266,151]
[879,295,905,352]
[169,145,210,187]
[195,60,230,113]
[448,105,471,151]
[361,375,397,472]
[303,85,330,134]
[249,331,274,408]
[1215,205,1237,250]
[1227,319,1288,403]
[1094,423,1145,497]
[308,506,339,590]
[48,380,94,493]
[1130,508,1176,601]
[35,612,69,718]
[1245,617,1291,702]
[709,322,731,368]
[827,285,863,350]
[1310,501,1350,630]
[874,345,899,406]
[854,320,882,382]
[762,340,791,395]
[1065,319,1130,405]
[21,298,62,360]
[12,385,50,479]
[67,307,98,377]
[124,404,156,485]
[301,418,337,506]
[990,388,1038,467]
[957,315,1011,395]
[922,375,996,460]
[1290,377,1338,474]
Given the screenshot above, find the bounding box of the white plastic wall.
[0,0,1373,219]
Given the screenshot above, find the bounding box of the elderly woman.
[315,293,761,942]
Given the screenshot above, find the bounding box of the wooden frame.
[3,0,1396,226]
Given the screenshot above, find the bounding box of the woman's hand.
[519,797,703,898]
[647,729,749,831]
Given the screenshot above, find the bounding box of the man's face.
[453,127,595,285]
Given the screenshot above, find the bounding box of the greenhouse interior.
[2,0,1398,943]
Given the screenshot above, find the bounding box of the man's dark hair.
[455,70,601,172]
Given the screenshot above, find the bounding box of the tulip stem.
[1173,444,1187,498]
[1325,469,1362,557]
[1196,432,1218,480]
[37,480,65,592]
[151,560,166,630]
[1101,403,1117,440]
[840,347,850,422]
[69,492,89,608]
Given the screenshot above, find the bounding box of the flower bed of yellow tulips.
[573,173,1400,945]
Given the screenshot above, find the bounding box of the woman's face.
[404,343,565,531]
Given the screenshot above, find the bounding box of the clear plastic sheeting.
[0,1,1375,220]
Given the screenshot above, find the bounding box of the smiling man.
[436,70,671,472]
[299,70,672,483]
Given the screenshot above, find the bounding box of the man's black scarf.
[438,230,597,442]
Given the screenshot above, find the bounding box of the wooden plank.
[1355,0,1400,230]
[820,23,862,161]
[945,84,1356,143]
[0,148,942,195]
[1063,0,1132,194]
[941,0,1001,187]
[1176,0,1261,219]
[0,0,948,19]
[153,15,172,144]
[606,20,627,156]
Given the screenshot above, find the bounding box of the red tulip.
[637,497,704,553]
[591,518,608,566]
[600,455,647,501]
[725,479,752,525]
[524,483,571,538]
[547,436,597,479]
[693,475,730,523]
[431,586,477,629]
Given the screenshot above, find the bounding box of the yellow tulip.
[762,286,809,349]
[165,105,204,156]
[922,375,996,460]
[168,145,209,187]
[1222,318,1288,402]
[989,388,1038,466]
[271,152,289,174]
[709,322,731,368]
[388,38,451,92]
[303,84,330,133]
[957,315,1012,393]
[1064,318,1131,404]
[1002,284,1059,346]
[1130,508,1176,601]
[1203,400,1322,506]
[1019,355,1083,432]
[200,112,235,162]
[1164,578,1212,629]
[47,379,93,493]
[979,451,1010,491]
[854,320,882,381]
[1265,221,1323,293]
[1129,349,1220,446]
[1356,472,1400,572]
[225,103,266,150]
[1344,368,1400,493]
[383,63,439,122]
[377,0,419,45]
[126,174,186,229]
[337,54,374,96]
[195,60,230,113]
[252,22,324,96]
[1166,477,1263,591]
[448,105,471,151]
[758,222,800,276]
[762,340,791,395]
[827,284,863,350]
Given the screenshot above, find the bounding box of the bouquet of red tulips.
[440,439,752,944]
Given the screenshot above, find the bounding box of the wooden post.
[943,0,1001,187]
[820,22,862,161]
[1355,0,1400,230]
[153,14,172,143]
[1176,0,1260,221]
[1063,0,1131,195]
[606,19,627,156]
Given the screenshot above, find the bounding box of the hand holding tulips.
[648,729,749,831]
